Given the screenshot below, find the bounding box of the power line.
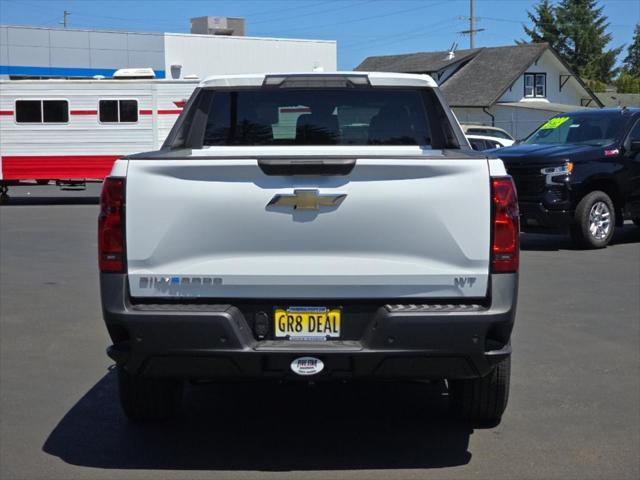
[2,0,388,35]
[340,17,458,52]
[257,0,449,37]
[227,0,327,19]
[250,0,376,27]
[2,0,334,26]
[338,23,459,69]
[481,15,635,28]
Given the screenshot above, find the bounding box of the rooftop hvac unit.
[190,16,246,36]
[113,68,156,79]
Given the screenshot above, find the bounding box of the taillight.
[491,176,519,273]
[98,177,125,272]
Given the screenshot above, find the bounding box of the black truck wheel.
[117,366,183,421]
[449,356,510,425]
[570,191,616,248]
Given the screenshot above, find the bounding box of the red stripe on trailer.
[139,109,153,115]
[0,111,14,116]
[157,109,182,115]
[1,155,121,180]
[70,110,98,115]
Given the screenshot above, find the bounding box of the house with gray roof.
[356,43,603,139]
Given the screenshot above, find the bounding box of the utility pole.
[469,0,474,48]
[458,0,485,49]
[61,10,70,29]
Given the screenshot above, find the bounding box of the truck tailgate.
[125,156,490,299]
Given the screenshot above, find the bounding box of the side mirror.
[630,140,640,152]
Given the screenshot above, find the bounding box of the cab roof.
[198,71,438,89]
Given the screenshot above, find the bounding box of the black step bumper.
[101,274,517,381]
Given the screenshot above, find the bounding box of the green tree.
[555,0,623,82]
[586,79,606,93]
[522,0,623,83]
[522,0,561,49]
[622,24,640,77]
[615,72,640,93]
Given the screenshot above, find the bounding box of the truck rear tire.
[117,366,183,421]
[570,191,615,249]
[449,356,510,424]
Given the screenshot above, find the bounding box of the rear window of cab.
[167,87,460,150]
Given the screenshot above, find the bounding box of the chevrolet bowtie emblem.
[267,189,347,211]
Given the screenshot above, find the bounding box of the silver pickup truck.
[99,72,519,424]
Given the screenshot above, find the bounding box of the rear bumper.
[101,273,518,381]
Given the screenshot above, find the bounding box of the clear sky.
[0,0,638,70]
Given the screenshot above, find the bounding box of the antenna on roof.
[446,42,458,60]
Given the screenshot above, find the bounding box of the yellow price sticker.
[540,116,569,130]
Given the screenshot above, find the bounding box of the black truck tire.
[449,356,510,424]
[570,191,616,249]
[117,366,183,421]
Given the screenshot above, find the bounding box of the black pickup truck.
[492,108,640,248]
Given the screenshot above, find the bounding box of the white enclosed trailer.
[0,78,198,195]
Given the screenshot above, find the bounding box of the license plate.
[274,307,341,340]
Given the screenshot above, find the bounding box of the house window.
[99,100,138,123]
[524,73,546,98]
[15,100,69,123]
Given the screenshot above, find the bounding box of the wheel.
[570,191,615,248]
[36,179,50,185]
[449,356,510,425]
[117,366,183,421]
[633,218,640,227]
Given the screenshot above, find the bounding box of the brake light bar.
[98,177,125,272]
[491,177,519,273]
[263,74,371,88]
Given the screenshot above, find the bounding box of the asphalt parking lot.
[1,182,639,480]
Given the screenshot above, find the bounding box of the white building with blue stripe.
[0,23,337,80]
